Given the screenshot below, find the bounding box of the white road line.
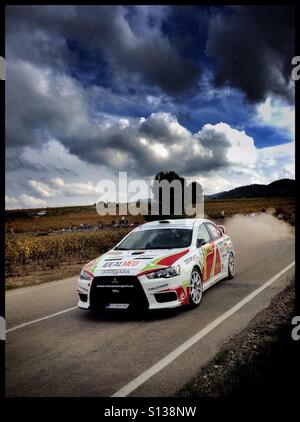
[111,261,295,397]
[6,306,77,333]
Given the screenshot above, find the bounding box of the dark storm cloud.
[6,53,256,177]
[206,5,295,104]
[6,5,200,96]
[5,4,294,199]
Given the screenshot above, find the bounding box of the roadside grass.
[5,263,84,290]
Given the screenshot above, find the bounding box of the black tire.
[227,252,235,279]
[188,267,203,308]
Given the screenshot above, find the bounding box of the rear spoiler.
[217,225,226,235]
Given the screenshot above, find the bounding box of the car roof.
[134,218,209,231]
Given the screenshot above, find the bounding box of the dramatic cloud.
[5,5,295,209]
[206,5,295,103]
[6,5,199,96]
[5,55,258,176]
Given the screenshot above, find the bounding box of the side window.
[206,223,222,240]
[197,224,211,246]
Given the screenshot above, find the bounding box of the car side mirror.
[197,239,206,248]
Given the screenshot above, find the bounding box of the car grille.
[90,276,149,310]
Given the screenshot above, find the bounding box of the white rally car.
[77,219,235,311]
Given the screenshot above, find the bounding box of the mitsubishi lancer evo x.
[77,219,235,311]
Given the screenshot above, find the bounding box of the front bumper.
[77,273,188,310]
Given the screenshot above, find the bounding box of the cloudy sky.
[5,5,295,209]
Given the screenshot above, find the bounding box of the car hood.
[83,248,190,277]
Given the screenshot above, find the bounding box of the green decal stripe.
[140,252,176,273]
[84,256,102,275]
[182,280,190,295]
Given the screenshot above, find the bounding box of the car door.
[197,223,214,282]
[205,222,225,278]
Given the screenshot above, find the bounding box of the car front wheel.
[189,268,203,308]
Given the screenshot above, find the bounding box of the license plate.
[106,303,129,309]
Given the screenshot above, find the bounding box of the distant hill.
[207,178,295,200]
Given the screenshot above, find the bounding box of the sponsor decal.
[123,260,139,267]
[99,269,130,275]
[184,254,198,265]
[102,260,139,268]
[148,283,169,292]
[103,261,122,268]
[106,251,123,256]
[97,284,134,288]
[106,304,129,309]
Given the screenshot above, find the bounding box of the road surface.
[6,233,295,397]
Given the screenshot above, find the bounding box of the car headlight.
[146,265,181,279]
[80,269,94,281]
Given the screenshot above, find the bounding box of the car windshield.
[115,228,193,250]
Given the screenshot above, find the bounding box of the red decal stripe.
[156,248,189,267]
[138,249,189,277]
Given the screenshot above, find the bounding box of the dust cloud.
[223,213,294,269]
[225,213,294,246]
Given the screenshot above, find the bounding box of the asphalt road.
[6,232,295,397]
